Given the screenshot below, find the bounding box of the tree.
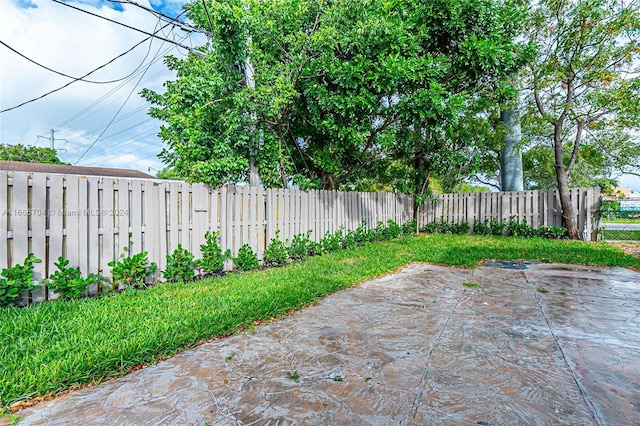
[524,0,640,238]
[145,0,527,194]
[0,143,66,164]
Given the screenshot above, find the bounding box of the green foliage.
[0,143,66,164]
[263,230,288,266]
[288,231,313,261]
[145,0,528,191]
[537,226,568,240]
[108,251,157,290]
[196,231,225,275]
[321,229,344,253]
[506,217,537,238]
[0,254,41,308]
[234,244,260,271]
[473,219,491,235]
[163,245,196,283]
[47,258,88,299]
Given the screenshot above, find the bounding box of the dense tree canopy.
[143,0,528,192]
[0,143,66,164]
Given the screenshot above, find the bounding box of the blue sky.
[0,0,203,174]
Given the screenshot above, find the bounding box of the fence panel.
[0,169,603,303]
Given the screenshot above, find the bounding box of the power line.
[0,40,139,84]
[1,36,151,113]
[108,0,207,35]
[51,0,203,56]
[54,11,188,128]
[67,30,172,171]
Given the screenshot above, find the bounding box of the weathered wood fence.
[0,170,601,301]
[0,171,411,292]
[420,187,601,240]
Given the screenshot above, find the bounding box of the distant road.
[602,223,640,230]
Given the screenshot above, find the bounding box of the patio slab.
[17,262,640,425]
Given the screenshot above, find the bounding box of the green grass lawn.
[1,234,639,409]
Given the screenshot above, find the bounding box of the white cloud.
[0,0,203,174]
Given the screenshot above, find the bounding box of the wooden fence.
[0,170,600,301]
[0,171,411,301]
[419,187,601,240]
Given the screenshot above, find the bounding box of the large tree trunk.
[554,127,579,239]
[500,108,524,191]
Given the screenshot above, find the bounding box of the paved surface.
[18,262,640,425]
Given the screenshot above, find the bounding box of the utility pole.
[243,37,260,187]
[37,129,67,152]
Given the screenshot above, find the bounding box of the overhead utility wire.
[108,0,207,34]
[67,25,179,169]
[1,37,150,113]
[54,12,187,128]
[0,40,134,84]
[51,0,203,56]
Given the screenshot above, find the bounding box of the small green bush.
[473,219,491,235]
[234,244,260,271]
[288,231,313,261]
[506,216,537,238]
[47,257,88,299]
[321,229,343,252]
[109,251,157,290]
[0,253,41,308]
[196,231,224,274]
[538,226,568,239]
[163,245,196,283]
[264,230,288,266]
[354,221,373,244]
[489,218,506,236]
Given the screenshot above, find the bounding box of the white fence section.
[420,187,601,240]
[0,170,601,302]
[0,171,411,297]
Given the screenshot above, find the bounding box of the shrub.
[506,216,537,238]
[402,220,418,236]
[489,218,506,236]
[307,241,324,257]
[538,226,568,239]
[385,220,403,239]
[108,251,157,290]
[163,245,196,283]
[342,229,357,250]
[451,221,470,235]
[196,231,224,274]
[264,230,288,266]
[0,253,41,308]
[321,229,343,252]
[47,257,88,299]
[353,221,373,244]
[234,244,260,271]
[288,231,313,261]
[473,219,491,235]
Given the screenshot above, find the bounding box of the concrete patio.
[17,262,640,425]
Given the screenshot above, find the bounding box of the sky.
[0,0,203,175]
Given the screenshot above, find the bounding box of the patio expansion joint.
[524,272,602,426]
[405,287,466,425]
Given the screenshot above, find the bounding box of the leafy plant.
[163,245,196,283]
[264,230,288,266]
[288,230,313,261]
[506,216,536,238]
[353,221,373,244]
[538,226,568,240]
[342,229,358,250]
[47,257,89,299]
[234,244,260,271]
[450,221,470,235]
[473,219,491,235]
[196,231,225,274]
[489,218,506,236]
[321,229,343,253]
[108,250,157,290]
[0,253,41,308]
